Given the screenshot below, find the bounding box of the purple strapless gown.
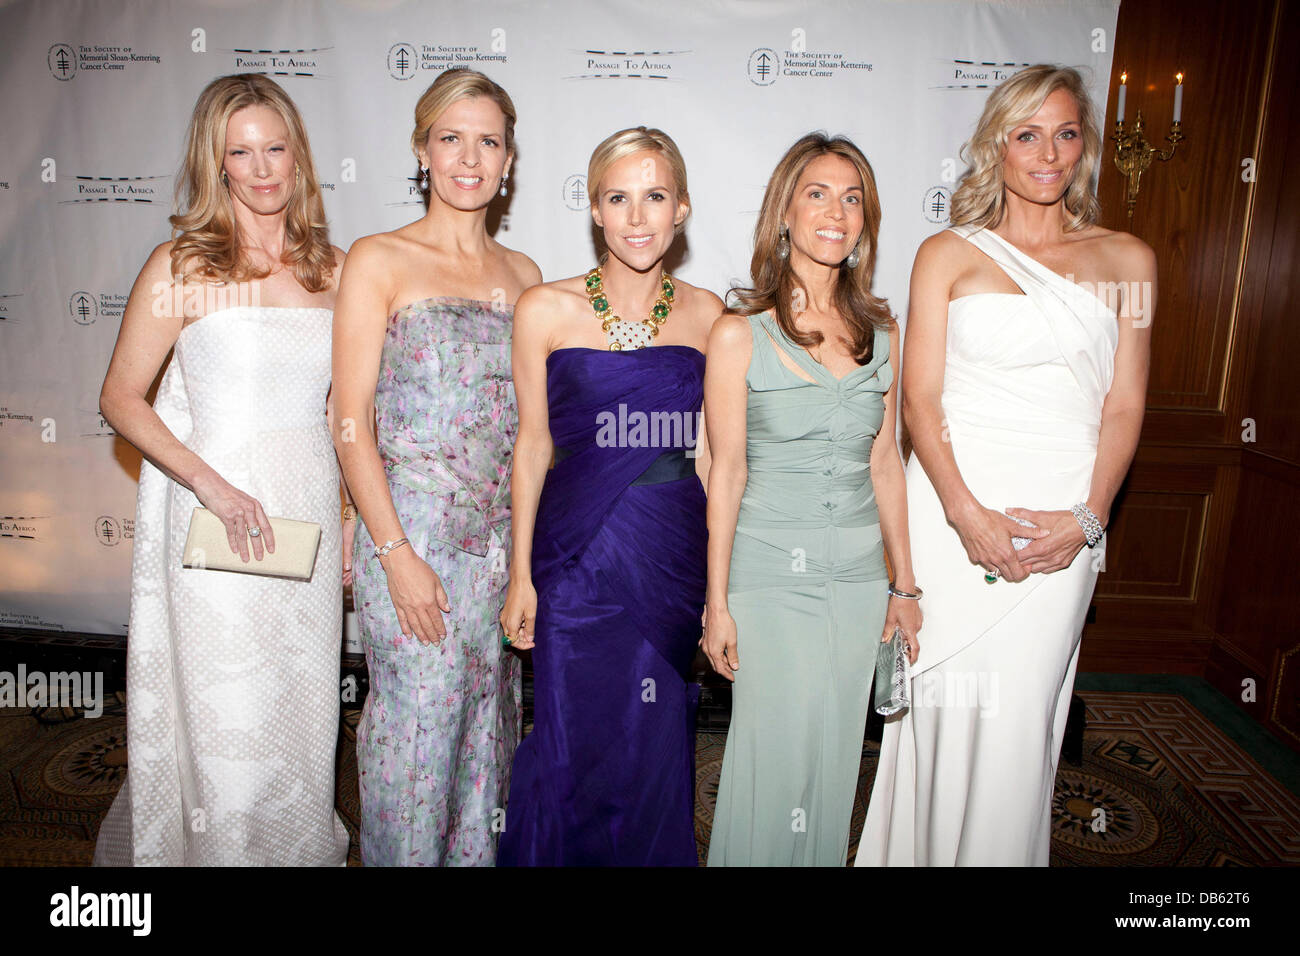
[498,346,706,866]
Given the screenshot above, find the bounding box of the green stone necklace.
[585,265,675,351]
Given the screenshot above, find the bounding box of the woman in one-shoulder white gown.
[858,65,1154,866]
[94,75,350,866]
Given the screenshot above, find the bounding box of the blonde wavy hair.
[587,126,691,233]
[950,64,1102,232]
[728,133,892,361]
[170,74,334,291]
[411,68,517,210]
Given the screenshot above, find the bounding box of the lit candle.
[1117,71,1127,122]
[1173,72,1184,122]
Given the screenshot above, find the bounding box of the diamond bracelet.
[1071,503,1104,548]
[374,537,410,559]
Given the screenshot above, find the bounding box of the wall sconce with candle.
[1111,71,1186,220]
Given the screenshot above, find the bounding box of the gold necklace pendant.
[585,266,675,351]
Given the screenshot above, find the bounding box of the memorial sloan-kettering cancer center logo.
[68,290,128,325]
[69,291,98,325]
[388,43,417,79]
[47,40,162,78]
[389,34,509,80]
[923,186,952,224]
[747,38,873,85]
[48,43,76,79]
[562,174,589,211]
[94,515,134,546]
[748,48,778,85]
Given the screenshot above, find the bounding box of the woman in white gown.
[858,65,1154,866]
[93,74,351,866]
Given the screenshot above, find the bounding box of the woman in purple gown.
[498,127,723,865]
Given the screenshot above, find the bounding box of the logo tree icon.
[389,43,416,80]
[48,44,77,80]
[747,48,778,87]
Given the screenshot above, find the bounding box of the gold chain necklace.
[585,265,675,351]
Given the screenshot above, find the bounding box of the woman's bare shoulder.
[910,229,971,293]
[915,228,970,265]
[343,233,398,272]
[516,275,587,315]
[1098,227,1154,261]
[140,240,177,281]
[501,245,543,288]
[920,228,967,252]
[1076,225,1156,280]
[708,311,754,349]
[673,278,725,323]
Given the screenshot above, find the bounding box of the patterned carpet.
[2,690,1297,866]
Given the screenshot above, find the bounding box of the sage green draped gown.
[708,312,892,867]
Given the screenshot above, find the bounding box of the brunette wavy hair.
[169,74,334,291]
[728,133,892,361]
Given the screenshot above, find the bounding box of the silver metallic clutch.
[1010,513,1036,550]
[874,625,911,717]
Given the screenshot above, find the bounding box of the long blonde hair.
[411,68,517,210]
[170,74,334,291]
[588,126,691,233]
[728,133,892,361]
[950,64,1102,232]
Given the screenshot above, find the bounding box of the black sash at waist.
[554,446,696,486]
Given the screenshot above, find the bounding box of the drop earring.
[846,245,860,269]
[777,224,790,260]
[500,172,508,198]
[418,166,429,191]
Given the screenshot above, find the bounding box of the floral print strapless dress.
[351,297,522,866]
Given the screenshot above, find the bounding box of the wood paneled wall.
[1081,0,1298,749]
[1207,0,1300,749]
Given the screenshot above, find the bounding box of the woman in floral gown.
[331,69,541,865]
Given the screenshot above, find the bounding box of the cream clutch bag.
[182,507,321,581]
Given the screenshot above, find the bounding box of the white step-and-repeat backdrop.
[0,0,1119,638]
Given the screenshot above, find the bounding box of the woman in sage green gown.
[702,134,921,866]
